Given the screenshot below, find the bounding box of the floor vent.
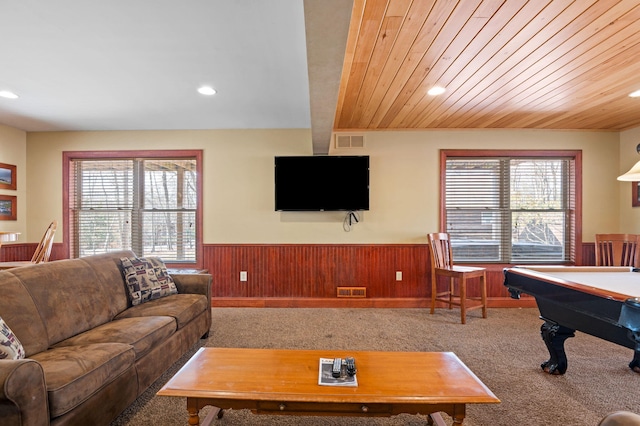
[334,134,365,149]
[336,287,367,298]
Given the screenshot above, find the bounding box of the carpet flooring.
[110,307,640,426]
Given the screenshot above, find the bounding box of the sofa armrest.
[172,273,212,301]
[172,273,212,338]
[0,359,49,426]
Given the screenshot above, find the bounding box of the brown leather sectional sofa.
[0,250,211,426]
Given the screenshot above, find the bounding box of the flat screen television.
[274,155,369,211]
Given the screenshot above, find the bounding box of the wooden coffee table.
[157,347,499,425]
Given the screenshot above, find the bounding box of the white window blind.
[69,157,197,262]
[444,155,576,264]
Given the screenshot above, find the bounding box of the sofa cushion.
[52,316,176,360]
[31,343,135,418]
[8,259,115,347]
[78,250,137,317]
[114,293,208,329]
[0,315,25,359]
[0,272,49,356]
[120,256,178,306]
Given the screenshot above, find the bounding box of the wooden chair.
[594,233,640,267]
[428,232,487,324]
[0,220,57,270]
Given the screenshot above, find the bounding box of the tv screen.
[275,155,369,211]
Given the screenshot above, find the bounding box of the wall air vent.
[334,134,365,149]
[336,287,367,298]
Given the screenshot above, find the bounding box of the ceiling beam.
[304,0,353,155]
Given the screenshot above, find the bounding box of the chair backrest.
[428,232,454,269]
[31,220,57,263]
[594,233,640,267]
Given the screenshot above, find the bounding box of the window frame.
[62,150,204,268]
[439,149,582,265]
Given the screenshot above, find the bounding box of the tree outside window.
[64,151,202,264]
[442,150,580,264]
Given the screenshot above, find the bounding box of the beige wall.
[619,126,640,233]
[0,124,27,238]
[21,127,622,245]
[333,129,621,243]
[26,129,313,244]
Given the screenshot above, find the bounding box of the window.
[64,150,202,265]
[441,150,581,264]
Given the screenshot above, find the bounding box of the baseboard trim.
[210,297,537,308]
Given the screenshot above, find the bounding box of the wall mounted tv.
[274,155,369,211]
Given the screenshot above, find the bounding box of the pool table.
[503,266,640,375]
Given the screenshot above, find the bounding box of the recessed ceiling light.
[197,86,216,96]
[427,86,446,96]
[0,90,18,99]
[629,89,640,98]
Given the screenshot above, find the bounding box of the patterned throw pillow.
[147,256,175,289]
[0,315,25,360]
[120,256,178,306]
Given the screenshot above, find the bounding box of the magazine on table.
[318,358,357,387]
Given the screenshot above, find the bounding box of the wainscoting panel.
[0,242,596,308]
[202,243,596,307]
[0,244,34,262]
[0,243,68,263]
[203,244,431,299]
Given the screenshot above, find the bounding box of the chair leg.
[460,277,467,324]
[430,272,436,315]
[481,273,487,319]
[448,277,453,309]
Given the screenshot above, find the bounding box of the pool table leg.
[540,321,575,375]
[627,333,640,373]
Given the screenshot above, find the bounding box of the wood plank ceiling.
[333,0,640,131]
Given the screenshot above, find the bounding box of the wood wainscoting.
[203,244,431,308]
[0,242,65,263]
[202,243,585,308]
[0,242,597,308]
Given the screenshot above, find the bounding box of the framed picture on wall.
[633,182,640,207]
[0,195,16,220]
[0,163,16,190]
